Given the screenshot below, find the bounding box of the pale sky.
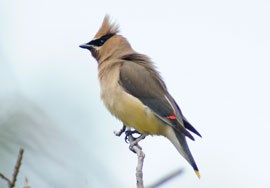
[1,0,270,187]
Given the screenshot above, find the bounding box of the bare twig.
[9,148,24,188]
[0,148,24,188]
[146,168,184,188]
[115,127,184,188]
[115,126,146,187]
[127,132,145,188]
[0,173,11,185]
[23,177,31,188]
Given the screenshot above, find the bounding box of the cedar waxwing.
[80,15,201,178]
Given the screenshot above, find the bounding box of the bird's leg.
[114,124,126,137]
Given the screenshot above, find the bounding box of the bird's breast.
[99,68,167,135]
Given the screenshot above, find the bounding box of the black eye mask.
[88,33,115,47]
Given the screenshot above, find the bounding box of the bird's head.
[80,15,131,63]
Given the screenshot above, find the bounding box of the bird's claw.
[125,131,146,153]
[125,130,141,143]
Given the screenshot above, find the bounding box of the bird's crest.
[94,15,119,39]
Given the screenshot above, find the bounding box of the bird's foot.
[124,129,141,143]
[125,130,147,153]
[114,124,126,137]
[129,134,146,148]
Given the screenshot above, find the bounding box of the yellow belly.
[118,95,165,135]
[101,85,167,135]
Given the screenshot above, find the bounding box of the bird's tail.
[166,127,200,178]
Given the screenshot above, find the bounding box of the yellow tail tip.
[195,170,201,179]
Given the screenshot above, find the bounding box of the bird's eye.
[89,33,115,47]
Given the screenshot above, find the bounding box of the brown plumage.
[80,15,201,178]
[93,15,119,39]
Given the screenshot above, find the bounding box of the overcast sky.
[1,0,270,187]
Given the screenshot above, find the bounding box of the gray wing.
[119,56,196,140]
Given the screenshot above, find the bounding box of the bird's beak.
[79,43,93,50]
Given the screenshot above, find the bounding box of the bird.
[80,15,201,178]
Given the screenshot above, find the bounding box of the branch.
[127,133,145,188]
[0,148,24,188]
[23,177,31,188]
[0,173,11,186]
[146,168,184,188]
[10,148,24,188]
[114,127,184,188]
[114,126,146,188]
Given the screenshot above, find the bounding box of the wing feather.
[119,54,198,140]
